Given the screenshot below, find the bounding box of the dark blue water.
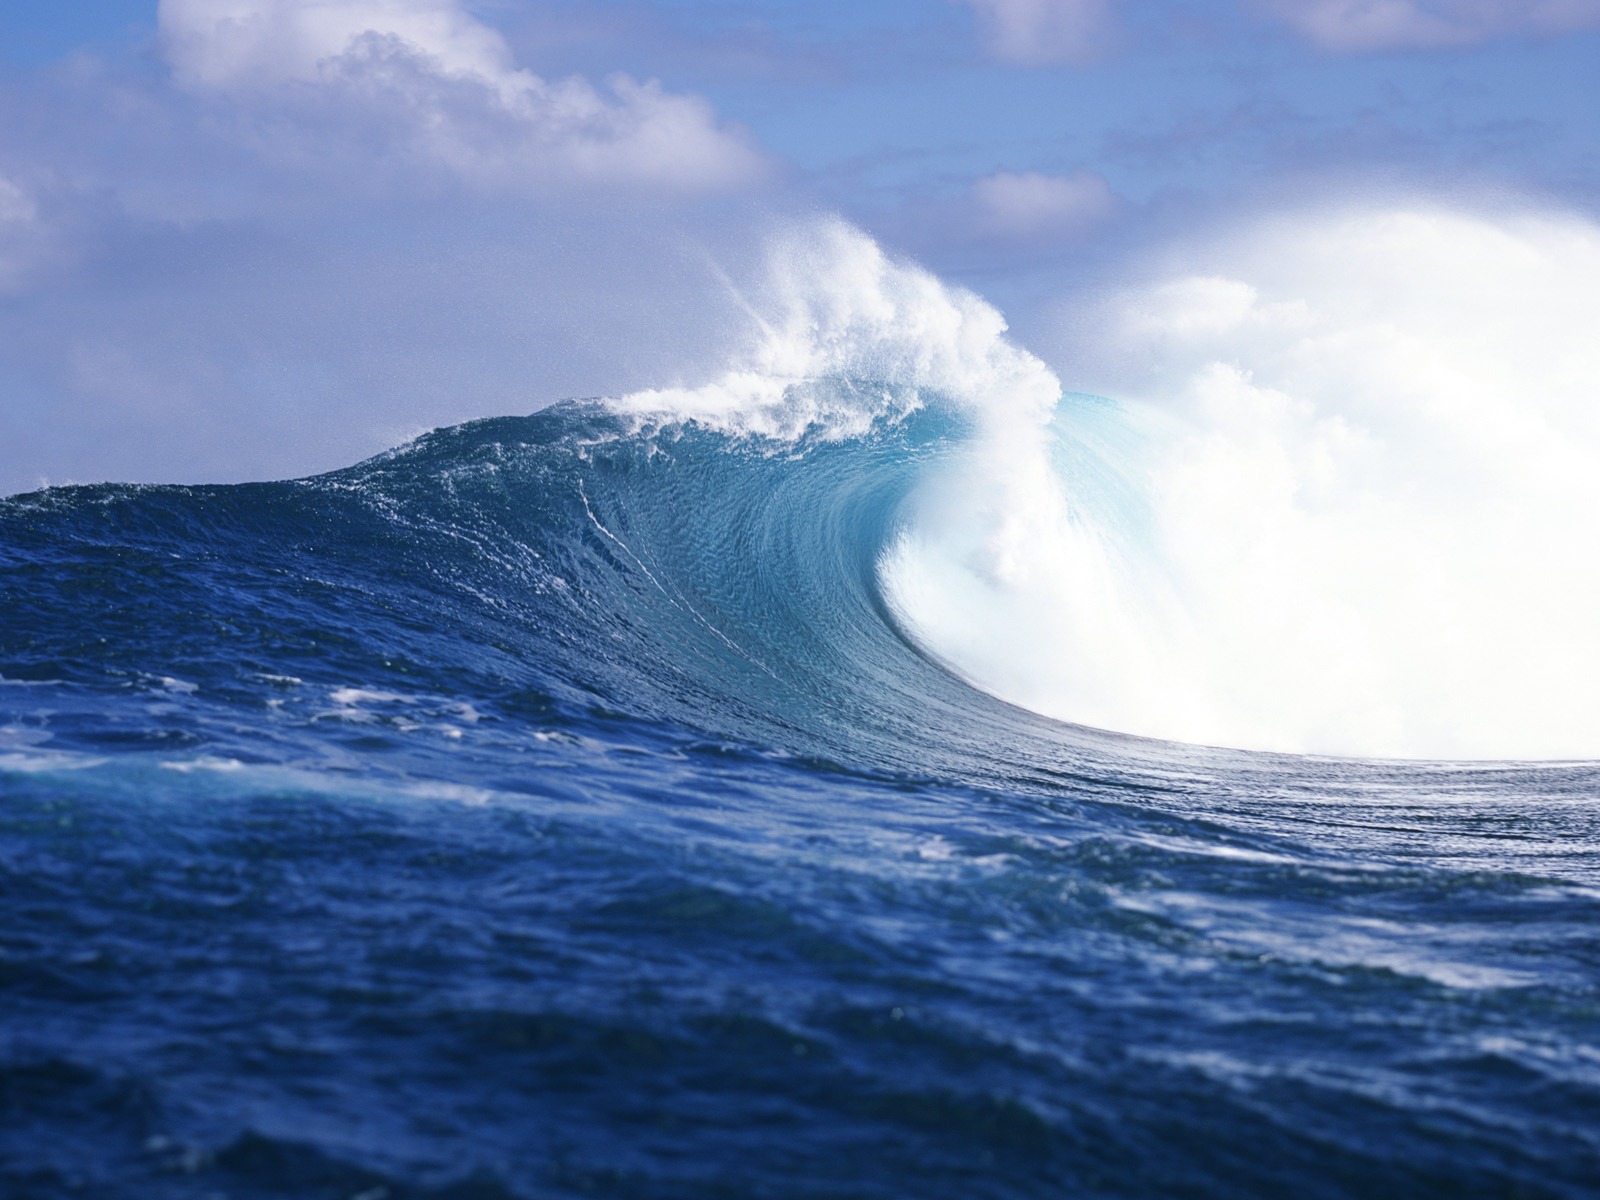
[4,400,1599,1198]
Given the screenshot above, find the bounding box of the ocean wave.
[7,208,1600,773]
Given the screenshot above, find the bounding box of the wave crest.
[608,209,1600,760]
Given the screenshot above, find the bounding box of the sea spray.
[959,207,1600,758]
[614,209,1600,758]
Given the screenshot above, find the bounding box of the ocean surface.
[5,394,1600,1199]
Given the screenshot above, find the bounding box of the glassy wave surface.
[5,218,1600,1198]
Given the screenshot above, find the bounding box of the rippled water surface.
[4,404,1599,1198]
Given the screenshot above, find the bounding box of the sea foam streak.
[620,209,1600,760]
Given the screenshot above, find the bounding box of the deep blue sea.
[4,399,1599,1198]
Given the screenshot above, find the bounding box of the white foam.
[886,206,1600,758]
[0,750,107,773]
[613,208,1600,760]
[160,756,247,773]
[615,217,1058,442]
[329,687,410,706]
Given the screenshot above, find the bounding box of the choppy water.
[4,400,1600,1199]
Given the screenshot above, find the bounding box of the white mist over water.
[622,208,1600,760]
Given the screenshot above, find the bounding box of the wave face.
[6,397,1600,1198]
[4,215,1600,1197]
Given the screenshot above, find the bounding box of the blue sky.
[1,0,1598,493]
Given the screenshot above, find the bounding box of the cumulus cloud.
[972,170,1114,237]
[959,0,1120,65]
[156,0,764,189]
[1255,0,1600,52]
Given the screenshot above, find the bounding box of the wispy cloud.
[1254,0,1600,52]
[958,0,1120,65]
[0,176,35,224]
[972,169,1114,236]
[0,175,48,294]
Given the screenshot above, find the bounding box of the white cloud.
[0,3,780,498]
[160,0,507,89]
[156,0,764,190]
[0,176,46,294]
[959,0,1120,65]
[0,177,36,225]
[1255,0,1600,52]
[972,170,1114,237]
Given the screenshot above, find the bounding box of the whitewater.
[3,206,1600,1198]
